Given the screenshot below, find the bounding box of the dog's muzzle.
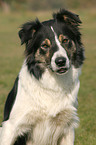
[51,56,70,75]
[55,57,69,74]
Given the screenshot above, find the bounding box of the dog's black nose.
[55,57,66,67]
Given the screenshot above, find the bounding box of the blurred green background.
[0,0,96,11]
[0,0,96,144]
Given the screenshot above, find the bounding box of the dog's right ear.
[18,19,41,45]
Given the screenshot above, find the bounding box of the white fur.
[0,61,81,145]
[51,26,70,71]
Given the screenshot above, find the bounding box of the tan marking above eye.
[41,39,51,48]
[63,15,68,21]
[59,34,65,42]
[59,34,69,44]
[45,39,51,46]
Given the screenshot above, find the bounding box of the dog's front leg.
[0,120,18,145]
[60,129,75,145]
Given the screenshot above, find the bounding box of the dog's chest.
[30,108,76,145]
[20,84,78,145]
[18,65,80,144]
[25,88,78,145]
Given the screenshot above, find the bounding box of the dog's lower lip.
[56,68,68,74]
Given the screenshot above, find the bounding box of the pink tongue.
[58,68,66,73]
[60,68,65,72]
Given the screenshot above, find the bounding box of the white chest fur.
[10,62,81,145]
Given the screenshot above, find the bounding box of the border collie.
[0,9,84,145]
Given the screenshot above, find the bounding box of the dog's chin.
[56,67,69,75]
[49,66,70,75]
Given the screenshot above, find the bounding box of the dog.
[0,9,84,145]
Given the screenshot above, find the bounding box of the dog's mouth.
[56,67,69,75]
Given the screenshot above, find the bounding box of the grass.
[0,8,96,144]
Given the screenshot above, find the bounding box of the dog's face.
[19,9,84,79]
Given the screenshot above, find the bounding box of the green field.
[0,9,96,144]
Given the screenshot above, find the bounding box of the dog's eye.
[41,39,51,50]
[41,44,49,49]
[62,39,69,44]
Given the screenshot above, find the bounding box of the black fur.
[18,19,41,45]
[26,56,44,79]
[3,76,19,121]
[53,9,82,25]
[14,133,29,145]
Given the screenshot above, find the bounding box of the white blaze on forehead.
[50,26,70,71]
[51,26,67,56]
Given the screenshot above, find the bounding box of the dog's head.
[19,9,84,79]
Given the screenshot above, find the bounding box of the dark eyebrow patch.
[68,41,72,48]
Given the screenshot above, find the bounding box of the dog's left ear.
[53,9,82,26]
[18,19,41,45]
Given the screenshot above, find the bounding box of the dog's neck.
[20,62,81,95]
[40,66,81,92]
